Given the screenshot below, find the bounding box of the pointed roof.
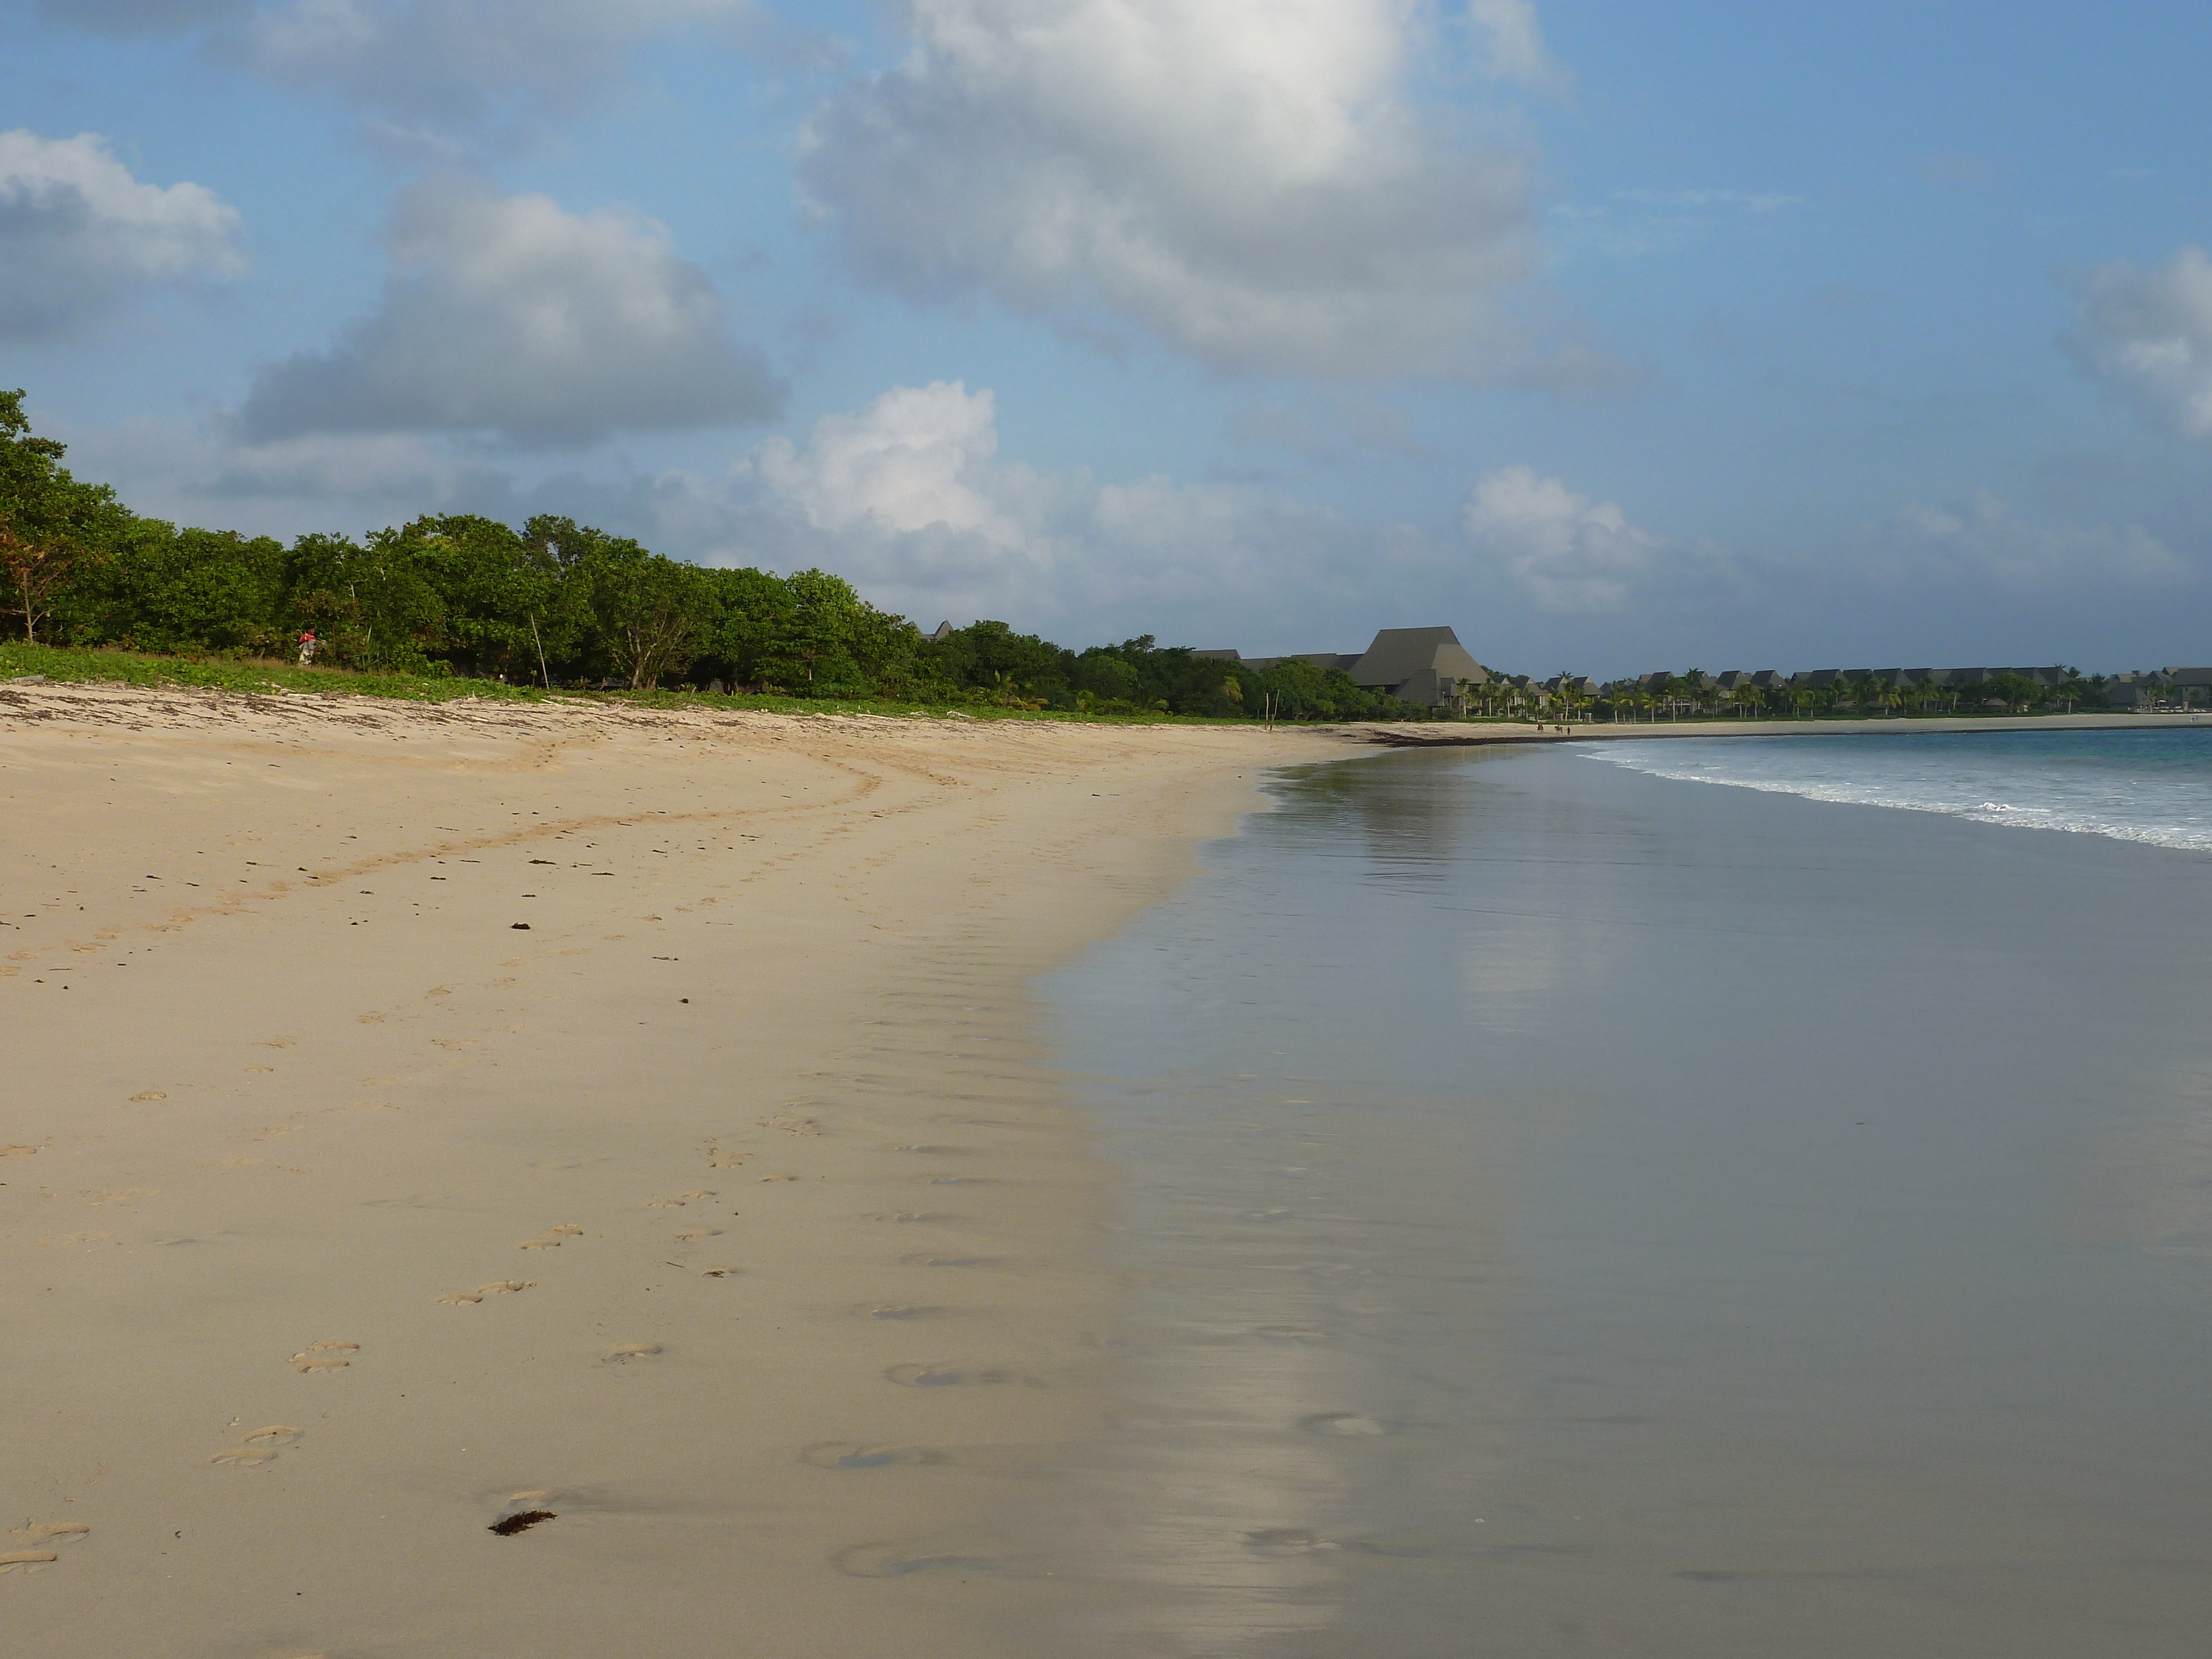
[1346,627,1486,688]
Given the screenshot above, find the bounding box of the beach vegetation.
[0,391,1434,722]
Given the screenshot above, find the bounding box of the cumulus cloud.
[800,0,1541,377]
[646,380,1408,634]
[753,382,1030,548]
[2069,246,2212,442]
[238,177,781,448]
[0,130,244,340]
[1461,465,1658,611]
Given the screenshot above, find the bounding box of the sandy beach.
[0,681,1341,1658]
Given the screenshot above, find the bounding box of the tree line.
[0,390,1432,720]
[1480,667,2120,723]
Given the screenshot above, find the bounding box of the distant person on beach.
[298,631,317,667]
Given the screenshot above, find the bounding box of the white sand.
[0,682,1343,1657]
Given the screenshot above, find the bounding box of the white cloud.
[2069,246,2212,442]
[1468,0,1562,90]
[799,0,1542,378]
[237,177,781,448]
[648,380,1407,635]
[0,130,244,340]
[753,381,1028,547]
[1461,465,1658,611]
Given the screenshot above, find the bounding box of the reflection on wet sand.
[1034,745,2212,1657]
[990,1071,1526,1657]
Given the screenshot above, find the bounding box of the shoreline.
[1353,710,2211,747]
[0,680,1345,1657]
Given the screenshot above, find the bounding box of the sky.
[4,0,2209,676]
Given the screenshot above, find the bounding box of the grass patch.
[0,641,1270,724]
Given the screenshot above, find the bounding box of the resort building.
[1199,627,1492,711]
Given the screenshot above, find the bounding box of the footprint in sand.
[210,1427,301,1465]
[760,1115,821,1136]
[705,1145,748,1168]
[884,1364,1040,1389]
[290,1341,359,1374]
[1,1145,40,1159]
[647,1190,717,1208]
[129,1090,167,1102]
[830,1541,1020,1579]
[519,1225,583,1249]
[9,1522,90,1548]
[437,1280,535,1305]
[801,1443,948,1470]
[601,1342,661,1364]
[1296,1412,1395,1438]
[0,1551,60,1574]
[698,1265,742,1278]
[672,1227,721,1244]
[899,1251,1001,1269]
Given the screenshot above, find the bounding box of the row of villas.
[1194,629,2212,715]
[1583,664,2212,712]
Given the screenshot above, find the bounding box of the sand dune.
[0,682,1340,1657]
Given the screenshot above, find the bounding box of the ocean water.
[1028,738,2212,1657]
[1592,724,2212,850]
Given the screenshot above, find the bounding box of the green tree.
[100,521,288,654]
[706,565,798,687]
[580,539,711,690]
[770,568,865,690]
[0,389,123,643]
[395,515,554,679]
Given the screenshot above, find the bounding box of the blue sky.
[4,0,2208,674]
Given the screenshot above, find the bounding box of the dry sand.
[0,681,1343,1658]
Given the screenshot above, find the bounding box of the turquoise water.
[1593,724,2212,849]
[1036,739,2212,1657]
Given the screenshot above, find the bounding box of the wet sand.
[0,681,1338,1658]
[1036,743,2212,1656]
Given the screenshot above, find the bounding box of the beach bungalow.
[2161,667,2212,709]
[1192,629,1490,710]
[1343,627,1491,710]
